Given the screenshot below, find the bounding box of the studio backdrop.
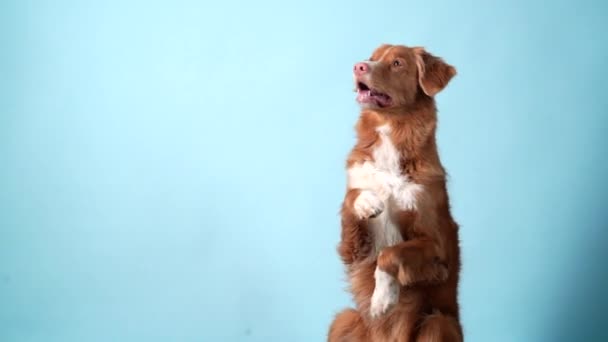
[1,0,607,341]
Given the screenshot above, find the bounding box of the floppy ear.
[414,47,456,97]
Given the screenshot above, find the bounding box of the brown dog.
[328,44,462,341]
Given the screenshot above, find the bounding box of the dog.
[328,44,462,341]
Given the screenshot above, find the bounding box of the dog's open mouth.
[356,82,392,107]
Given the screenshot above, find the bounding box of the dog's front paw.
[353,190,384,220]
[370,268,399,318]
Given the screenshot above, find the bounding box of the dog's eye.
[392,60,402,67]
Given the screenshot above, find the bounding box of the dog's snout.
[354,62,369,76]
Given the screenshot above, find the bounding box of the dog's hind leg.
[328,308,369,342]
[415,312,462,342]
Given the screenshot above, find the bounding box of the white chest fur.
[348,124,422,254]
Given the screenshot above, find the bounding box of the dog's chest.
[369,125,420,254]
[371,125,402,176]
[368,125,407,254]
[347,124,422,255]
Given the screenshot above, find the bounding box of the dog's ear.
[414,47,456,97]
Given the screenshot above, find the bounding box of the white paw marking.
[370,267,399,318]
[347,162,397,201]
[353,190,384,219]
[393,182,423,211]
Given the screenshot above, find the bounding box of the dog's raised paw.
[353,190,384,220]
[370,268,399,318]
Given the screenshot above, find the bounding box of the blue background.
[1,0,607,341]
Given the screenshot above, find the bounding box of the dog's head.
[354,44,456,109]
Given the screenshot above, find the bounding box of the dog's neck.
[356,96,445,182]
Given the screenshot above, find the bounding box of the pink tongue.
[356,90,390,107]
